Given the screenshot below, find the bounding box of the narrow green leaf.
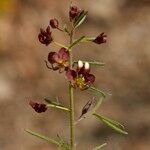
[68,36,85,49]
[73,60,105,67]
[93,114,128,135]
[25,129,60,145]
[93,143,107,150]
[98,115,125,129]
[89,87,106,98]
[74,11,88,28]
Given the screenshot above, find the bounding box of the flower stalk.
[69,28,76,150]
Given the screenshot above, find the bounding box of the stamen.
[84,62,90,70]
[78,60,83,68]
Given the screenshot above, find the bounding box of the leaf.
[74,11,88,28]
[68,36,85,49]
[89,87,106,98]
[93,114,128,135]
[87,61,105,67]
[25,129,59,145]
[98,115,125,129]
[93,143,107,150]
[73,60,105,67]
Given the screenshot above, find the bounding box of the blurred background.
[0,0,150,150]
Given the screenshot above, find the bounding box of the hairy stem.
[69,29,75,150]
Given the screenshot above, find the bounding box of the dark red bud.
[69,5,80,21]
[93,32,107,44]
[38,26,53,46]
[50,18,59,29]
[29,101,47,113]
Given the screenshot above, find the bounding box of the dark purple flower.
[38,26,53,46]
[46,48,69,72]
[50,18,59,29]
[69,5,81,21]
[66,61,95,90]
[29,101,47,113]
[93,32,107,44]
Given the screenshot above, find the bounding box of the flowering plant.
[25,3,128,150]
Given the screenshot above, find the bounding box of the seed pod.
[79,99,94,118]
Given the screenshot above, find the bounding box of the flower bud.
[69,5,80,21]
[93,32,107,44]
[38,26,53,46]
[78,60,83,68]
[29,101,47,113]
[84,62,90,70]
[50,18,59,29]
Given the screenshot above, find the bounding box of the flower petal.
[84,74,95,84]
[58,48,69,61]
[78,66,90,75]
[53,53,60,63]
[48,52,57,64]
[46,26,51,34]
[66,69,77,82]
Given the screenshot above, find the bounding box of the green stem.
[47,104,70,112]
[69,29,75,150]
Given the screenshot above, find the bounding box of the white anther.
[78,60,84,68]
[84,62,90,70]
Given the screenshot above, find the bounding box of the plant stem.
[47,104,70,112]
[69,84,75,149]
[69,29,75,150]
